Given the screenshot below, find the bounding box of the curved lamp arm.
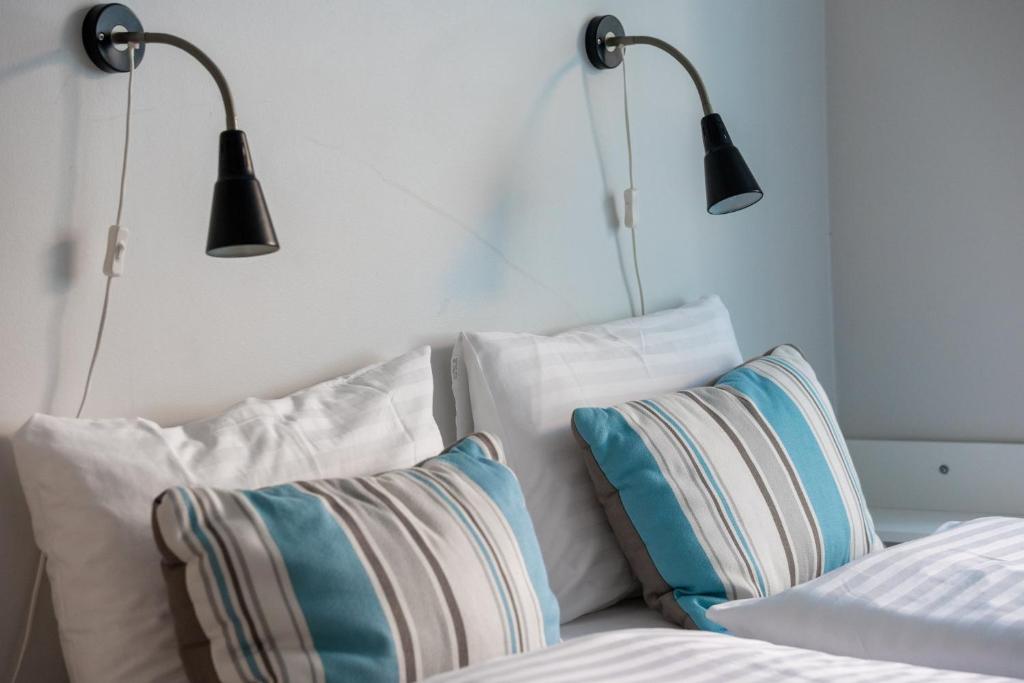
[606,35,712,116]
[584,14,762,215]
[83,3,277,256]
[114,32,236,130]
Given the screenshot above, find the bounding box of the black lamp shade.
[207,130,279,257]
[701,114,763,215]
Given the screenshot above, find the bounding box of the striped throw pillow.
[572,345,882,631]
[152,434,559,683]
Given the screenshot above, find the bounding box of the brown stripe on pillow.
[151,491,221,683]
[571,422,695,629]
[191,489,277,679]
[296,480,420,682]
[359,478,470,667]
[684,392,798,587]
[719,383,826,577]
[631,399,761,597]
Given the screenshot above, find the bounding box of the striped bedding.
[423,628,1015,682]
[710,516,1024,678]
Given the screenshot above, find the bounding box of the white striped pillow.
[572,345,882,630]
[13,347,442,683]
[452,296,743,621]
[709,516,1024,679]
[153,433,560,683]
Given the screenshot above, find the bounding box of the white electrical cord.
[8,42,137,683]
[621,49,646,316]
[8,558,45,683]
[623,50,636,190]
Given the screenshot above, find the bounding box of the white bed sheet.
[425,628,1013,682]
[709,516,1024,679]
[560,598,675,639]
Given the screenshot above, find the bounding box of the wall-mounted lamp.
[585,15,763,215]
[82,3,279,256]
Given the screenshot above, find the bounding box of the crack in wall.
[305,136,580,315]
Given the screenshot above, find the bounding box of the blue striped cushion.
[152,434,559,683]
[572,345,882,631]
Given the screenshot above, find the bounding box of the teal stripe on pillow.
[572,345,882,631]
[642,399,770,596]
[438,436,561,647]
[581,407,729,631]
[153,433,559,683]
[179,493,268,681]
[718,367,853,572]
[242,484,397,683]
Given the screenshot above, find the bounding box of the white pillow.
[708,516,1024,679]
[452,296,743,621]
[14,347,442,683]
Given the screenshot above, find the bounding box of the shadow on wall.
[443,55,586,307]
[0,435,64,681]
[429,343,457,445]
[426,27,646,443]
[0,7,105,680]
[574,14,619,228]
[2,5,106,418]
[0,55,84,418]
[579,60,639,317]
[443,18,637,314]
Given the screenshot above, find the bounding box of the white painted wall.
[0,1,831,677]
[827,0,1024,442]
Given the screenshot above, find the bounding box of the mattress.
[560,598,675,639]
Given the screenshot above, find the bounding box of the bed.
[424,628,1015,682]
[560,598,673,639]
[477,528,1024,683]
[458,534,1024,683]
[13,300,1023,683]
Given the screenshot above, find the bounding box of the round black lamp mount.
[81,4,279,257]
[82,3,146,73]
[585,15,624,70]
[584,14,763,215]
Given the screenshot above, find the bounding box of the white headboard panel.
[848,439,1024,543]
